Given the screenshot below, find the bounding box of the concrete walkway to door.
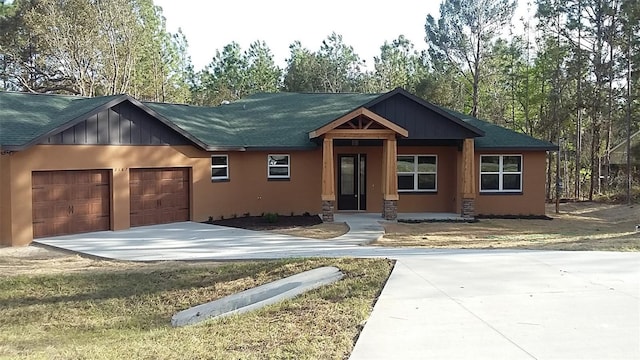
[34,215,640,359]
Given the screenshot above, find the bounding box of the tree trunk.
[604,0,619,194]
[575,0,583,201]
[626,29,632,206]
[471,35,481,118]
[589,120,600,201]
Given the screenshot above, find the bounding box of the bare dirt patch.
[270,222,349,239]
[378,202,640,251]
[211,214,349,239]
[0,245,229,277]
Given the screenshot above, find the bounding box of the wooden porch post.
[382,137,399,220]
[461,138,476,218]
[321,137,336,222]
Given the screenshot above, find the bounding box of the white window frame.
[211,155,229,181]
[397,155,438,192]
[479,155,523,192]
[267,154,290,179]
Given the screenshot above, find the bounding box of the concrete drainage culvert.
[171,266,344,327]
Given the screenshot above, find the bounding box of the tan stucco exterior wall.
[474,151,548,216]
[0,143,549,246]
[396,146,459,213]
[212,150,322,219]
[0,145,325,246]
[0,154,13,246]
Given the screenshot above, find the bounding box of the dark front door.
[338,154,366,210]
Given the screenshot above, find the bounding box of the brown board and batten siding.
[129,168,190,227]
[43,101,192,146]
[32,170,110,238]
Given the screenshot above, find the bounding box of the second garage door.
[130,168,190,227]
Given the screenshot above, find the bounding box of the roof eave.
[0,144,24,152]
[205,146,247,152]
[245,145,318,151]
[476,145,559,152]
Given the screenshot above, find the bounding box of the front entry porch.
[309,106,478,222]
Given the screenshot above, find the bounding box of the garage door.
[32,170,111,238]
[130,168,190,227]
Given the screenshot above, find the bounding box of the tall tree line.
[0,0,191,102]
[1,0,637,199]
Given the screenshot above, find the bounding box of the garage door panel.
[142,170,156,181]
[32,170,111,238]
[32,222,47,238]
[130,168,189,227]
[71,215,109,234]
[74,185,92,200]
[130,214,143,227]
[50,185,70,201]
[142,183,157,196]
[54,203,70,218]
[96,215,110,230]
[130,182,142,196]
[95,185,109,200]
[33,203,53,221]
[142,197,157,210]
[173,209,189,222]
[50,172,64,184]
[32,172,50,186]
[31,187,48,202]
[70,216,92,233]
[51,219,70,237]
[75,172,91,184]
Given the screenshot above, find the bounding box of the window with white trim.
[397,155,437,192]
[267,154,290,179]
[480,155,522,192]
[211,155,229,181]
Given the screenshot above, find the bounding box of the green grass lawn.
[0,258,393,360]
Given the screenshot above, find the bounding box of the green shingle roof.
[441,108,557,150]
[0,92,123,147]
[143,102,239,148]
[219,93,378,148]
[0,90,557,151]
[145,93,378,149]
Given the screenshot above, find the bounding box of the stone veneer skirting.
[382,199,398,220]
[322,200,335,222]
[461,198,475,218]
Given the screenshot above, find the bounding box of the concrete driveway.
[34,218,640,359]
[349,250,640,360]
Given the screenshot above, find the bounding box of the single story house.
[607,129,640,166]
[0,88,557,246]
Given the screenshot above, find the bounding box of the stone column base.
[382,199,398,220]
[461,198,475,219]
[322,200,335,222]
